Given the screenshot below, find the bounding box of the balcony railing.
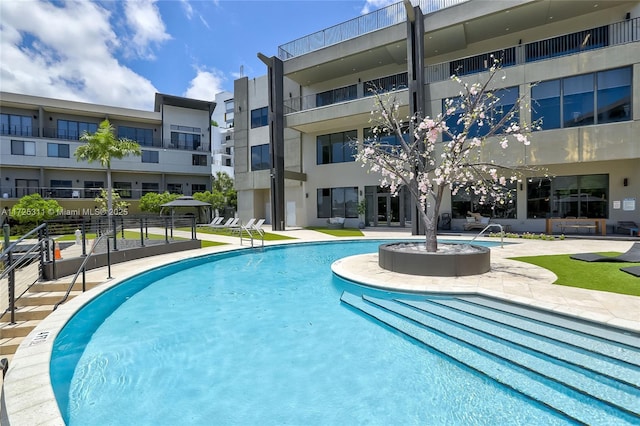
[0,186,205,200]
[1,127,210,152]
[285,17,639,114]
[277,0,469,60]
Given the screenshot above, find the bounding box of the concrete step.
[0,336,24,356]
[17,291,80,306]
[0,305,53,322]
[30,281,101,293]
[0,320,39,338]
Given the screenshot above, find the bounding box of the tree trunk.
[107,167,113,228]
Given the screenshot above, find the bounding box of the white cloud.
[0,0,163,110]
[123,0,172,60]
[361,0,397,15]
[184,67,225,102]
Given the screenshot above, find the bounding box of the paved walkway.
[2,226,639,426]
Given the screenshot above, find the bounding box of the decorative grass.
[306,227,364,237]
[510,253,640,297]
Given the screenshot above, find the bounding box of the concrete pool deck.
[2,227,639,425]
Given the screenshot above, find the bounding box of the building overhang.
[281,0,635,86]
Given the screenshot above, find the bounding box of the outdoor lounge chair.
[210,217,234,228]
[620,265,640,277]
[570,242,640,263]
[616,221,639,236]
[231,218,255,235]
[463,211,491,231]
[197,216,223,227]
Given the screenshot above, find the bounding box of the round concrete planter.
[378,242,491,277]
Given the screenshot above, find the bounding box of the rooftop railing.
[277,0,470,60]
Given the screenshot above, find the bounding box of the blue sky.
[0,0,395,111]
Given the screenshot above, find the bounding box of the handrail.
[471,223,504,248]
[0,239,45,281]
[240,225,264,248]
[52,231,111,311]
[0,222,47,259]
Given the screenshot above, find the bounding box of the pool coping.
[3,236,640,425]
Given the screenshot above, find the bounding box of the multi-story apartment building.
[211,91,235,178]
[0,92,215,213]
[233,0,640,233]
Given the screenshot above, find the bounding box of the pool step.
[340,292,640,425]
[400,297,640,387]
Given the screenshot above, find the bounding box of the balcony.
[278,0,470,60]
[1,126,210,152]
[285,17,640,114]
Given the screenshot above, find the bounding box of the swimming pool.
[49,240,638,425]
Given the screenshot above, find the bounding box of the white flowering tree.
[356,60,539,252]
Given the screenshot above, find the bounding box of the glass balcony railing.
[277,0,470,60]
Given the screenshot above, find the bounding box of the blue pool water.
[51,240,574,425]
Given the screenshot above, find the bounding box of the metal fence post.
[140,218,145,247]
[106,237,112,279]
[3,224,16,324]
[112,217,118,251]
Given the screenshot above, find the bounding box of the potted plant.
[357,199,367,229]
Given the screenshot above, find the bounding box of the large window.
[191,184,206,193]
[11,140,35,156]
[57,120,97,140]
[192,154,208,166]
[531,80,561,130]
[364,126,410,151]
[171,131,201,150]
[141,182,159,195]
[317,187,358,218]
[451,183,517,219]
[251,144,270,171]
[84,181,103,199]
[443,87,519,141]
[50,180,72,198]
[251,107,268,128]
[597,67,632,124]
[316,84,357,106]
[526,174,608,219]
[532,67,632,130]
[563,74,594,127]
[167,183,182,194]
[316,130,357,165]
[141,150,159,163]
[1,114,32,136]
[47,143,70,158]
[114,182,132,199]
[119,126,154,146]
[15,179,39,198]
[364,73,408,95]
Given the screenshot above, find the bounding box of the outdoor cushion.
[620,265,640,277]
[570,243,640,263]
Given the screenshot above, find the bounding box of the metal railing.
[52,231,112,311]
[1,223,49,324]
[278,0,470,60]
[471,223,504,248]
[284,17,639,114]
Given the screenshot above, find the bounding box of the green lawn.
[510,253,640,296]
[56,230,226,248]
[188,227,296,241]
[306,227,364,237]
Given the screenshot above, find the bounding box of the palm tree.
[75,119,141,224]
